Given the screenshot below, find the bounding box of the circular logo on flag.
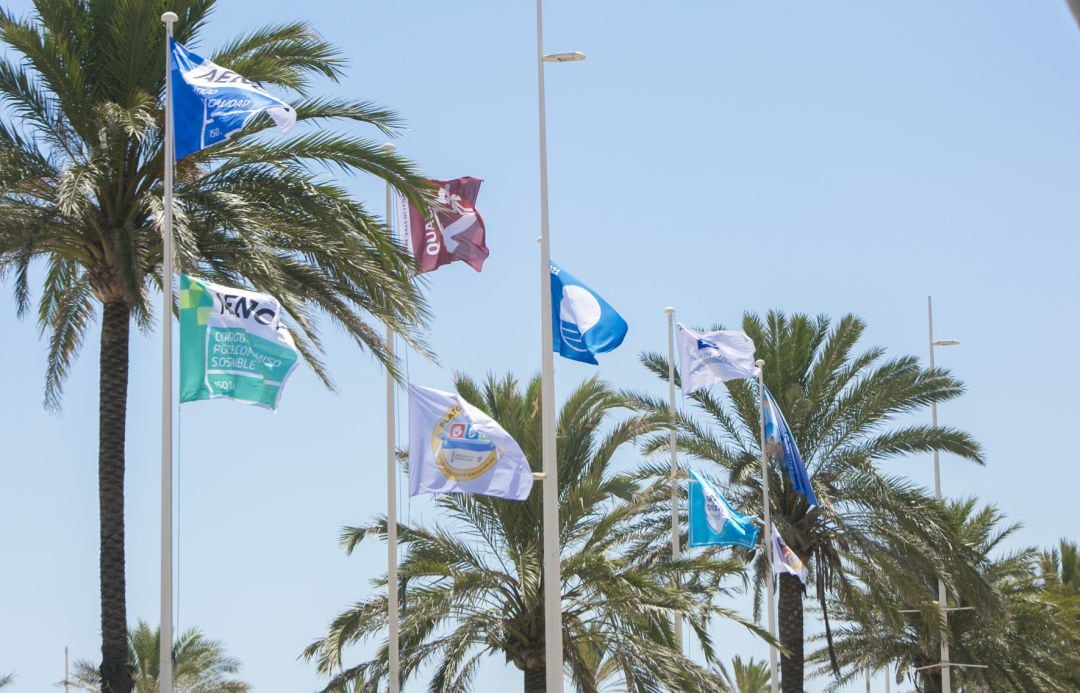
[431,403,499,481]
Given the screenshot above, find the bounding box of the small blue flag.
[688,469,760,549]
[549,262,627,364]
[169,38,296,160]
[762,386,818,506]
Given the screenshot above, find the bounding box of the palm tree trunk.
[778,573,804,693]
[523,666,545,693]
[98,300,133,693]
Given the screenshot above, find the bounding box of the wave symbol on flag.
[558,285,602,354]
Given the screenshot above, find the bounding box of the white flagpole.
[159,11,178,693]
[665,307,682,652]
[384,144,400,693]
[536,0,564,688]
[757,360,779,693]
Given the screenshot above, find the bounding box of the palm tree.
[808,500,1080,692]
[1041,538,1080,593]
[631,311,983,692]
[305,373,762,693]
[70,620,250,692]
[716,655,770,693]
[0,2,431,691]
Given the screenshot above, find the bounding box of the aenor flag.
[169,38,296,160]
[762,385,818,506]
[398,177,489,273]
[687,469,760,549]
[179,275,299,410]
[771,523,808,585]
[675,324,757,394]
[409,385,533,500]
[549,262,628,365]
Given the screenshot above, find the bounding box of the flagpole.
[665,307,682,652]
[928,296,951,693]
[160,11,178,693]
[757,360,779,693]
[384,145,400,693]
[536,0,564,689]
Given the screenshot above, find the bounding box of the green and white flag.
[180,274,299,409]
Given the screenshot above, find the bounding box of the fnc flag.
[169,38,296,160]
[550,262,628,365]
[179,275,300,409]
[687,469,759,549]
[675,324,757,394]
[762,386,818,506]
[398,177,489,274]
[409,385,533,500]
[771,524,808,584]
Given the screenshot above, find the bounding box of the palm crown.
[305,373,763,693]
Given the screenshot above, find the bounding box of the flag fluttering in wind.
[549,262,628,364]
[408,385,533,500]
[179,275,300,410]
[399,177,489,273]
[675,324,757,394]
[762,385,818,506]
[687,469,760,549]
[771,523,808,584]
[169,38,296,160]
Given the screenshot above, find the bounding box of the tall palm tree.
[0,2,431,691]
[716,655,771,693]
[305,373,762,693]
[1041,538,1080,593]
[631,311,983,692]
[70,620,250,692]
[809,500,1080,692]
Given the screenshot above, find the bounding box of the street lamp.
[536,2,585,691]
[927,296,959,693]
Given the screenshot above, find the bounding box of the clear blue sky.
[3,1,1080,691]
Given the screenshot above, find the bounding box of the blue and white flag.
[675,324,757,394]
[762,386,818,506]
[409,385,533,501]
[169,38,296,160]
[550,262,628,365]
[771,523,808,584]
[687,469,759,549]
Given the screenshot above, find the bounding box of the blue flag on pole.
[687,469,760,549]
[169,38,296,160]
[762,386,818,506]
[549,262,627,364]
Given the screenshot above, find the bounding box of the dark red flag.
[400,177,488,274]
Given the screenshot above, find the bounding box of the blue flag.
[687,469,760,549]
[549,262,627,364]
[762,386,818,506]
[169,38,296,160]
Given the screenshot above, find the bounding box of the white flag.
[675,324,757,394]
[408,385,533,501]
[771,523,808,584]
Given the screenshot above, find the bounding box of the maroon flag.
[399,177,489,274]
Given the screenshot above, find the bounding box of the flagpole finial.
[664,306,675,315]
[756,359,765,368]
[382,143,395,153]
[161,11,178,23]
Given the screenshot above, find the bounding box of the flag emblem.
[549,262,628,364]
[399,177,489,273]
[432,404,499,481]
[675,324,757,394]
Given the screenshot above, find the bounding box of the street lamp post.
[536,1,584,691]
[927,296,959,693]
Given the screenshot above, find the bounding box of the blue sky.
[2,1,1080,691]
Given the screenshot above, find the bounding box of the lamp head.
[543,51,586,63]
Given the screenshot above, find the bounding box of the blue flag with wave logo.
[762,385,818,506]
[687,469,760,549]
[169,38,296,160]
[549,262,628,364]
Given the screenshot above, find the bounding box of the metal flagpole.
[160,11,178,693]
[928,295,951,693]
[536,0,563,688]
[757,360,779,693]
[665,307,682,652]
[384,144,400,693]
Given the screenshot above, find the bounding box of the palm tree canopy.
[716,655,770,693]
[305,373,765,693]
[71,620,251,692]
[0,0,433,409]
